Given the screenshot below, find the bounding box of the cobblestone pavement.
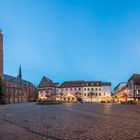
[0,103,140,140]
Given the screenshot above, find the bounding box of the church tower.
[0,30,3,79]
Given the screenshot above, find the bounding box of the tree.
[0,77,5,104]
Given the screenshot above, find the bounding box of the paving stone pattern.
[0,103,140,140]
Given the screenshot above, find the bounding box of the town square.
[0,103,140,140]
[0,0,140,140]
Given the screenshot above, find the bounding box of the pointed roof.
[3,74,33,86]
[19,65,22,79]
[128,74,140,84]
[38,76,55,88]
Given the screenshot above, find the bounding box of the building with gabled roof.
[38,76,54,88]
[38,76,59,102]
[114,73,140,103]
[3,66,37,104]
[114,82,128,102]
[128,74,140,102]
[37,76,112,103]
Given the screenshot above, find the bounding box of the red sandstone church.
[0,30,37,103]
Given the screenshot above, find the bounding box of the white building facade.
[59,81,111,103]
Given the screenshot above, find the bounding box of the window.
[79,88,81,91]
[45,90,49,93]
[99,93,101,96]
[84,88,86,91]
[70,88,72,91]
[99,88,101,91]
[66,88,67,91]
[88,88,90,91]
[91,88,94,91]
[95,88,98,91]
[75,88,76,91]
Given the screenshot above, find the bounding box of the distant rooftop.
[4,74,33,86]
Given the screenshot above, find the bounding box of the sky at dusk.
[0,0,140,89]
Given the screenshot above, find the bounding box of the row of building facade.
[37,73,140,104]
[114,74,140,103]
[38,76,112,103]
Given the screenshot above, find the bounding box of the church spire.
[18,65,22,80]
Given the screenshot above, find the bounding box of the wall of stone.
[0,32,3,78]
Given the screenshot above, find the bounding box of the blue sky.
[0,0,140,89]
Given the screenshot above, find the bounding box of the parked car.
[100,101,106,103]
[120,101,126,104]
[121,100,137,105]
[127,100,137,105]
